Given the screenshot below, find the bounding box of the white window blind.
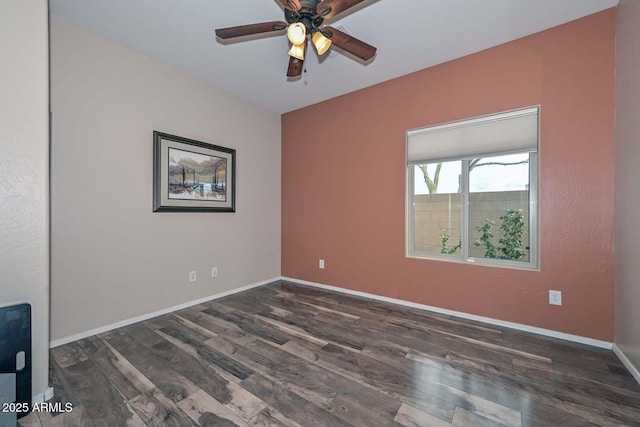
[407,107,539,164]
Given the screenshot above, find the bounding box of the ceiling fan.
[215,0,377,78]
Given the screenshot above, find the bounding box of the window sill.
[406,253,540,272]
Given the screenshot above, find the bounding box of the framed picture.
[153,131,235,212]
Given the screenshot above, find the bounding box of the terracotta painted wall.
[282,10,615,341]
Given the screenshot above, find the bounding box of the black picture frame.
[153,131,235,212]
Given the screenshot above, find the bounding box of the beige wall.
[0,1,50,398]
[615,0,640,373]
[49,17,281,343]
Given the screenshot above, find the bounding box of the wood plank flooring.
[19,281,640,426]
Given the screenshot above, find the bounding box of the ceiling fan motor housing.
[285,0,325,34]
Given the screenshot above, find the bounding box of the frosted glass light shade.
[312,31,332,55]
[288,43,305,60]
[287,23,306,45]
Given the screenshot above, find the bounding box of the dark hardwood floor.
[19,280,640,426]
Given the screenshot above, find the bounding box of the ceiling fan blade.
[317,0,366,20]
[287,56,304,77]
[323,26,376,61]
[277,0,302,11]
[215,21,287,39]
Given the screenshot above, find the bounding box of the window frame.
[406,108,539,270]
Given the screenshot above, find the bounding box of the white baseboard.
[49,277,280,348]
[49,274,615,352]
[32,387,54,404]
[613,344,640,385]
[281,276,613,350]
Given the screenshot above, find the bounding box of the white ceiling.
[50,0,618,114]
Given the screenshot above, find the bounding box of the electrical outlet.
[319,259,325,269]
[189,271,197,282]
[211,267,218,278]
[549,290,562,306]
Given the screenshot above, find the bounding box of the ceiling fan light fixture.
[312,31,332,55]
[288,42,305,60]
[214,0,377,77]
[287,22,306,45]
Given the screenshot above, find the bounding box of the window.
[407,107,538,269]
